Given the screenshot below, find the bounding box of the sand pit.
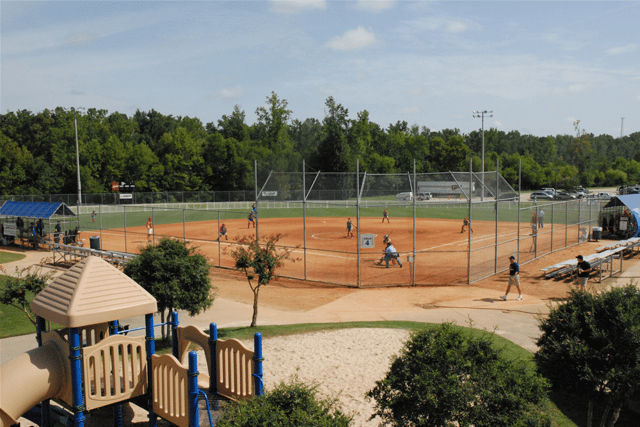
[197,328,410,427]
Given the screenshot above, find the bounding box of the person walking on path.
[382,209,390,223]
[146,216,153,242]
[576,255,592,289]
[500,256,522,301]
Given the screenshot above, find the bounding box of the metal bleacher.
[541,238,640,283]
[51,243,137,267]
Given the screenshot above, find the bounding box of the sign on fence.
[3,222,17,237]
[360,233,375,249]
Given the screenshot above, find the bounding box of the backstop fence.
[2,169,604,287]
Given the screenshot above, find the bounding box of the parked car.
[416,192,433,201]
[530,192,554,200]
[591,192,613,200]
[541,188,556,196]
[396,192,413,201]
[554,191,576,200]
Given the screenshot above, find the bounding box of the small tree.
[231,234,293,327]
[536,285,640,427]
[124,238,215,338]
[217,376,352,427]
[367,323,551,427]
[0,264,53,326]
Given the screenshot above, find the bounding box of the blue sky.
[1,0,638,138]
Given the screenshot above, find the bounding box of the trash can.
[90,235,100,250]
[592,227,602,241]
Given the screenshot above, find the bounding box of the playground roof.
[0,201,75,219]
[32,256,157,327]
[603,195,640,238]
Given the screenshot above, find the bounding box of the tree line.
[2,92,639,196]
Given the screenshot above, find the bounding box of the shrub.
[217,376,352,427]
[367,323,551,427]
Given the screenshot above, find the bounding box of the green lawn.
[215,322,638,427]
[0,251,26,264]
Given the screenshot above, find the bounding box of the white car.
[530,192,554,200]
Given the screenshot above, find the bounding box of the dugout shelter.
[0,201,76,247]
[600,195,640,239]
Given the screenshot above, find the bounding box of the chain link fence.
[3,169,605,287]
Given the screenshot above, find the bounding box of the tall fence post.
[356,160,361,289]
[303,160,307,281]
[467,159,473,284]
[123,205,127,253]
[495,158,499,273]
[517,159,521,260]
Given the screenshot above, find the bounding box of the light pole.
[73,107,84,206]
[473,110,493,201]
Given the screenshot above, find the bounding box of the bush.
[367,323,551,427]
[536,285,640,427]
[217,376,352,427]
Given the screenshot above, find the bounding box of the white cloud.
[606,43,639,56]
[540,33,587,52]
[324,26,376,51]
[398,105,420,115]
[405,17,474,34]
[218,86,245,99]
[270,0,327,14]
[568,84,587,93]
[355,0,396,13]
[65,32,99,47]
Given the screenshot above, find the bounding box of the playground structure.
[0,256,264,427]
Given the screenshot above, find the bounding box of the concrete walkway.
[3,248,640,365]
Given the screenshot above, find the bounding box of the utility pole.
[74,108,84,206]
[621,117,625,138]
[472,110,493,201]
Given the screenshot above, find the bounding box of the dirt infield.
[91,216,543,287]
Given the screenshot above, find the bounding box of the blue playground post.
[68,328,86,427]
[209,323,217,394]
[36,316,51,427]
[171,311,179,358]
[188,352,199,427]
[109,321,123,427]
[253,333,264,396]
[145,314,157,427]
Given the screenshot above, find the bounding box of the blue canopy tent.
[601,195,640,238]
[0,201,76,218]
[0,201,77,246]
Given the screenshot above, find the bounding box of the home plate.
[321,221,326,223]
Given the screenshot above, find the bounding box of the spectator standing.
[500,256,522,301]
[576,255,592,289]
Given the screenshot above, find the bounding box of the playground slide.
[0,343,66,427]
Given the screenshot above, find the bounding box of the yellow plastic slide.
[0,343,66,427]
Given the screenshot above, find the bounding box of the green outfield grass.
[71,198,601,238]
